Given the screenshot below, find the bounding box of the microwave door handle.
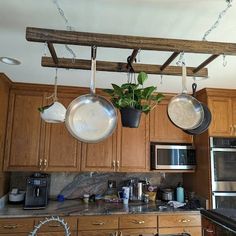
[213,192,236,197]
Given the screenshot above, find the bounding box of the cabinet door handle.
[132,220,145,224]
[230,125,234,135]
[43,159,47,169]
[116,160,120,169]
[112,160,116,170]
[234,125,236,136]
[92,222,105,225]
[39,159,43,170]
[178,219,191,223]
[203,228,214,236]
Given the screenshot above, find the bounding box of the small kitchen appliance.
[151,143,196,170]
[24,173,50,209]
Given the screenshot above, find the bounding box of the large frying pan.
[65,47,117,143]
[167,63,204,130]
[183,83,212,135]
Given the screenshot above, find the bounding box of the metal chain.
[29,216,71,236]
[176,52,185,66]
[202,0,233,41]
[52,0,76,61]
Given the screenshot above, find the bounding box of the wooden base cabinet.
[158,213,202,236]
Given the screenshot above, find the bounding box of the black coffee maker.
[24,173,50,209]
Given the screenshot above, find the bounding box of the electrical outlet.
[108,180,116,189]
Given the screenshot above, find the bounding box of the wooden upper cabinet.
[4,89,46,171]
[81,130,117,172]
[44,93,82,171]
[117,113,149,172]
[150,99,192,143]
[208,97,233,136]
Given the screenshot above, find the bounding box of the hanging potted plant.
[103,72,164,128]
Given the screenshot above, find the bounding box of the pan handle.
[90,46,97,95]
[182,62,187,94]
[192,83,197,97]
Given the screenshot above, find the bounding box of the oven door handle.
[213,192,236,196]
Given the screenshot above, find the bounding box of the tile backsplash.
[10,172,182,199]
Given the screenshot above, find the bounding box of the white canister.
[122,187,130,204]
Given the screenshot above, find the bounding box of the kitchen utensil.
[161,188,174,201]
[167,63,204,130]
[65,47,117,143]
[39,69,66,123]
[183,83,212,135]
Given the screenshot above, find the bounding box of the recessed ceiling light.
[0,57,21,65]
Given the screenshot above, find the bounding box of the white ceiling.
[0,0,236,93]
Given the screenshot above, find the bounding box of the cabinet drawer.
[121,228,157,236]
[159,226,201,236]
[37,232,77,236]
[34,216,77,232]
[0,218,34,233]
[158,214,201,227]
[78,216,118,230]
[119,215,157,229]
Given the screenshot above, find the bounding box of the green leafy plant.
[103,72,164,114]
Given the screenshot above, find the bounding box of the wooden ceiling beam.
[41,56,208,77]
[47,42,58,65]
[26,27,236,55]
[160,52,180,71]
[193,54,219,74]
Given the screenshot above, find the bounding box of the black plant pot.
[120,107,142,128]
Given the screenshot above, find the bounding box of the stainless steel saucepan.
[167,63,204,130]
[65,47,117,143]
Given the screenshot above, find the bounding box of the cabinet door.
[120,228,157,236]
[150,99,192,143]
[158,227,201,236]
[117,113,149,172]
[4,90,46,171]
[208,97,233,136]
[37,232,77,236]
[44,93,82,171]
[81,130,117,172]
[78,230,118,236]
[202,216,216,236]
[232,98,236,136]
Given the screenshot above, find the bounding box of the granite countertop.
[201,209,236,234]
[0,200,201,218]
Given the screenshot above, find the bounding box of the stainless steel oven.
[212,192,236,209]
[210,137,236,208]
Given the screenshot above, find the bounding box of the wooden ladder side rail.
[26,27,236,55]
[47,42,58,65]
[41,56,208,77]
[160,52,180,71]
[193,54,219,74]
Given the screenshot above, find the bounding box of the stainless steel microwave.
[150,144,196,170]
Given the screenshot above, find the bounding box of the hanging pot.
[183,83,212,135]
[120,107,142,128]
[40,101,66,123]
[167,63,204,130]
[39,69,66,123]
[65,48,118,143]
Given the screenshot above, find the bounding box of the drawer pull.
[92,222,105,225]
[3,225,18,229]
[48,224,61,227]
[178,219,191,223]
[132,220,145,224]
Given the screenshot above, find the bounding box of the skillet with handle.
[183,83,212,135]
[65,46,117,143]
[167,63,204,130]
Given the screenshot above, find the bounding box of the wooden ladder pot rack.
[26,27,236,78]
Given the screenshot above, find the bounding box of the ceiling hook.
[222,54,227,67]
